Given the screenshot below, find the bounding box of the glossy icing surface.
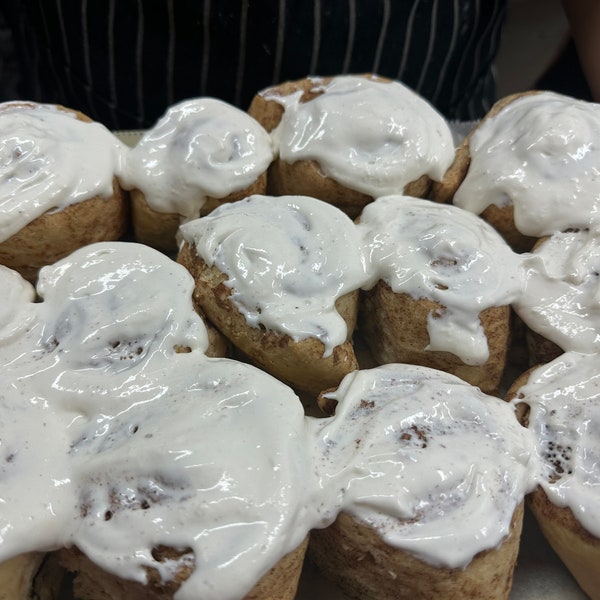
[0,242,322,600]
[0,265,36,343]
[512,352,600,538]
[514,229,600,353]
[182,193,524,365]
[0,243,538,598]
[3,85,600,598]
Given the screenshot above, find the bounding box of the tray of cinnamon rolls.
[0,75,597,599]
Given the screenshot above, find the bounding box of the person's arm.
[562,0,600,101]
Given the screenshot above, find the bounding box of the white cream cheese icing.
[0,265,37,345]
[0,242,214,562]
[0,102,127,243]
[453,92,600,237]
[1,238,580,594]
[358,196,525,365]
[268,75,455,197]
[511,351,600,538]
[67,357,321,600]
[0,242,325,600]
[179,194,370,356]
[513,229,600,353]
[310,364,536,569]
[120,98,274,219]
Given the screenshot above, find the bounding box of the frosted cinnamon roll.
[248,75,455,217]
[55,357,315,600]
[178,194,368,395]
[0,242,321,600]
[308,364,536,600]
[507,352,600,599]
[357,195,524,393]
[0,101,128,281]
[513,229,600,365]
[121,98,274,253]
[433,92,600,252]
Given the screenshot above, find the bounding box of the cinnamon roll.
[121,98,274,253]
[308,364,536,599]
[357,195,524,394]
[0,101,128,281]
[508,352,600,600]
[0,242,320,600]
[513,228,600,365]
[248,75,455,218]
[178,194,367,396]
[433,92,600,253]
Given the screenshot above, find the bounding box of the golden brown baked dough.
[130,172,267,254]
[0,552,64,600]
[58,537,308,600]
[308,504,524,600]
[177,241,359,396]
[431,92,540,253]
[248,75,432,219]
[527,489,600,600]
[0,103,128,282]
[359,281,511,395]
[129,190,181,254]
[0,186,127,283]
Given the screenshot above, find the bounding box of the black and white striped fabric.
[4,0,507,130]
